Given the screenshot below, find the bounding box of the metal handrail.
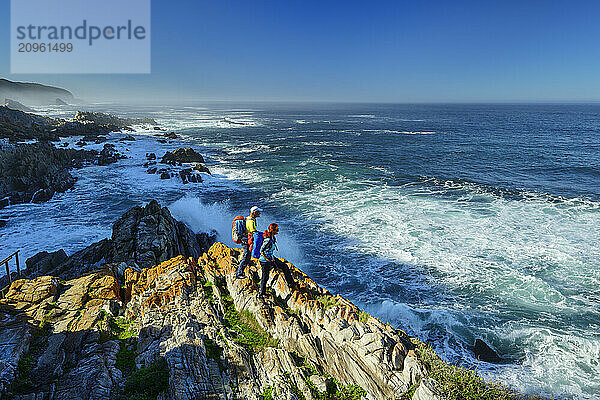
[1,250,21,285]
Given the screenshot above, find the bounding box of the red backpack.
[231,216,246,244]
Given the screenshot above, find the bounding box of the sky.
[1,0,600,103]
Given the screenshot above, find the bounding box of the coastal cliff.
[0,203,527,400]
[0,78,74,106]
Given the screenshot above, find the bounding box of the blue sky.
[1,0,600,102]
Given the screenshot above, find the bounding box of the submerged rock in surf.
[473,338,502,363]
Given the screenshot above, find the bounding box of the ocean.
[2,103,599,399]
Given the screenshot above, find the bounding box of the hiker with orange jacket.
[259,223,279,296]
[258,223,297,297]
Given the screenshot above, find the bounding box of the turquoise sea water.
[2,103,599,399]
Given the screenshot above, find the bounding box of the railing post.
[15,250,20,276]
[4,261,10,285]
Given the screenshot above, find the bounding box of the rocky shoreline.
[0,107,211,222]
[0,200,535,400]
[0,105,536,400]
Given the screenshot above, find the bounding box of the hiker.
[259,223,279,296]
[258,223,296,297]
[235,206,261,279]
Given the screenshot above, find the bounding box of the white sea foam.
[363,129,439,135]
[168,196,306,266]
[3,104,599,399]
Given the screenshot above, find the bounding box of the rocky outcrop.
[163,132,179,139]
[0,107,157,142]
[0,241,439,400]
[0,236,518,400]
[24,249,68,276]
[161,148,205,164]
[97,143,127,166]
[48,200,215,280]
[154,148,209,182]
[187,243,427,400]
[0,270,123,398]
[72,111,157,127]
[193,163,211,174]
[0,143,97,208]
[0,106,57,141]
[0,140,131,209]
[473,338,501,363]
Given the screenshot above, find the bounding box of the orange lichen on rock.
[124,255,198,311]
[3,276,58,304]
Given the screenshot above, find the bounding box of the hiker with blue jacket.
[259,223,296,297]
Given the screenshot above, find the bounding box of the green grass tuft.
[124,357,170,400]
[358,311,370,323]
[220,288,279,352]
[203,337,225,371]
[414,341,540,400]
[262,386,275,400]
[316,295,338,310]
[115,342,136,375]
[202,280,215,303]
[110,317,136,340]
[12,324,50,394]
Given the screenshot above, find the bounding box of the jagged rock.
[0,143,95,207]
[97,143,126,166]
[178,168,203,184]
[161,147,205,164]
[473,338,501,363]
[72,111,156,127]
[146,152,156,160]
[25,249,68,276]
[31,188,55,203]
[309,374,330,392]
[47,201,211,280]
[0,106,156,142]
[0,268,123,398]
[118,244,424,399]
[164,132,179,139]
[0,106,58,141]
[412,377,445,400]
[160,172,170,179]
[198,242,425,399]
[194,163,211,174]
[109,200,203,267]
[0,312,33,393]
[48,239,112,280]
[147,167,157,174]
